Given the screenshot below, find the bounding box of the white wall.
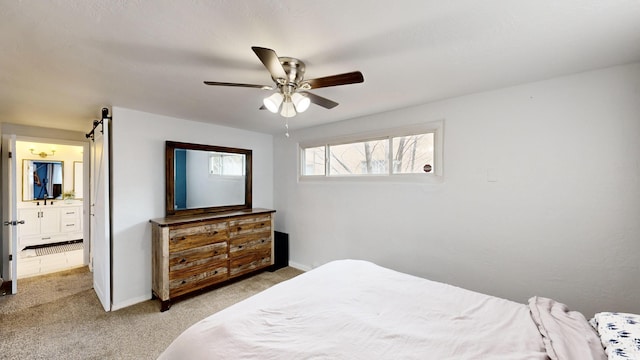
[273,63,640,317]
[110,107,273,310]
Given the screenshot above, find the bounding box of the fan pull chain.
[285,119,290,138]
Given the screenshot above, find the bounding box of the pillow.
[590,312,640,360]
[528,296,607,360]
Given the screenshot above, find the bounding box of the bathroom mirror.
[23,159,64,201]
[165,141,252,217]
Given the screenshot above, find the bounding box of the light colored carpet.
[0,265,303,359]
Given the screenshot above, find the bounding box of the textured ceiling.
[1,0,639,134]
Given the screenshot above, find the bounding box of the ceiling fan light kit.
[280,100,296,118]
[291,92,311,113]
[204,46,364,120]
[263,92,284,113]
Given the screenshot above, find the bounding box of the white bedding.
[159,259,556,359]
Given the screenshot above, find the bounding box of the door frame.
[0,128,93,294]
[1,135,17,294]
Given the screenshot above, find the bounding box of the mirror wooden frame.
[165,141,252,217]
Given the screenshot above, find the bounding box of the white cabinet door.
[40,207,61,234]
[17,208,40,237]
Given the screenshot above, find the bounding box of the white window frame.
[299,120,444,183]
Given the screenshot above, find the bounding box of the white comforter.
[159,260,550,359]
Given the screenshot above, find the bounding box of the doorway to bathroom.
[14,140,87,280]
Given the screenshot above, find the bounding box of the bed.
[158,259,634,359]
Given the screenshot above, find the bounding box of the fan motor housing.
[278,57,305,86]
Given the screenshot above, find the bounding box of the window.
[329,139,388,175]
[391,133,434,174]
[209,153,245,176]
[300,121,443,181]
[303,146,325,176]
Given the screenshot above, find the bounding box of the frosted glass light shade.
[280,101,296,118]
[263,92,284,113]
[292,93,311,113]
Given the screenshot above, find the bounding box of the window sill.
[298,173,444,184]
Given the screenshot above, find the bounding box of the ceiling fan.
[204,47,364,118]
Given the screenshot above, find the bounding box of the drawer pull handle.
[66,224,75,227]
[214,270,218,274]
[66,212,74,215]
[238,245,243,249]
[42,237,51,240]
[261,239,265,243]
[181,280,186,285]
[180,258,186,263]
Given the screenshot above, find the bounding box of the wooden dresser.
[150,208,275,311]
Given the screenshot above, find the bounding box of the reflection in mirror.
[166,141,252,217]
[23,159,64,201]
[174,150,246,210]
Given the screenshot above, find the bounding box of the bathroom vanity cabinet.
[17,205,83,249]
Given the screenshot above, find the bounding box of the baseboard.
[111,293,151,311]
[288,261,311,272]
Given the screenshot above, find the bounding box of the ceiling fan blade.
[204,81,273,90]
[300,91,339,109]
[251,46,287,81]
[305,71,364,89]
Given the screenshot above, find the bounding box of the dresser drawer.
[61,221,80,233]
[61,208,81,219]
[169,241,228,271]
[228,215,271,236]
[228,214,272,258]
[229,235,271,258]
[19,233,74,248]
[169,260,228,298]
[169,222,228,252]
[229,248,272,278]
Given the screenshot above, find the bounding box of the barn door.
[90,119,111,311]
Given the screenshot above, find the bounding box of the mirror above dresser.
[165,141,252,217]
